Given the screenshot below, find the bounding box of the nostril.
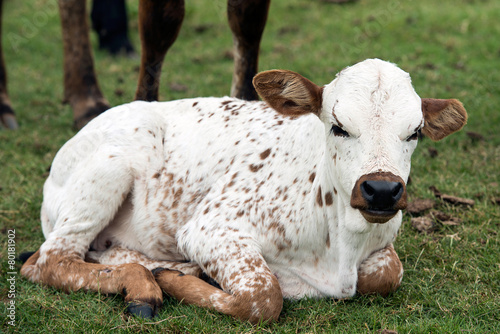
[392,182,404,200]
[361,181,375,199]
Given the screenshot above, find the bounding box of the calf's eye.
[330,125,350,138]
[406,130,420,142]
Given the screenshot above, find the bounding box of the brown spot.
[332,108,344,128]
[237,210,245,217]
[172,188,183,208]
[250,164,264,173]
[316,186,323,207]
[325,192,333,206]
[309,172,316,183]
[192,102,198,107]
[334,188,338,195]
[152,172,160,179]
[325,233,330,248]
[260,149,272,160]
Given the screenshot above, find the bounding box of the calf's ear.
[421,98,468,141]
[253,70,323,117]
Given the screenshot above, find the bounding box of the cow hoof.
[151,267,168,276]
[0,110,19,130]
[200,272,222,290]
[126,302,156,319]
[73,100,110,130]
[18,251,37,263]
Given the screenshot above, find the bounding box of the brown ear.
[421,98,468,141]
[252,70,323,116]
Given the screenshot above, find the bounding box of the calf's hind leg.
[357,244,403,296]
[86,245,203,276]
[21,152,162,318]
[22,250,162,318]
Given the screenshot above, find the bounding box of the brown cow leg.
[154,238,283,324]
[58,0,109,130]
[135,0,185,101]
[357,244,404,296]
[86,245,203,276]
[0,0,17,130]
[227,0,270,100]
[21,250,163,318]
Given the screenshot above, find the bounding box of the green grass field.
[1,0,499,332]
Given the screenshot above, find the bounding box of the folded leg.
[357,244,403,296]
[156,226,283,323]
[21,150,162,317]
[86,245,202,276]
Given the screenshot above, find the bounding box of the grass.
[1,0,499,332]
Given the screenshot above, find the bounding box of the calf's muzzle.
[350,172,407,224]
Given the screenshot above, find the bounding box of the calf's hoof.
[126,302,158,319]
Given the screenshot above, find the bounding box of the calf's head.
[254,59,467,224]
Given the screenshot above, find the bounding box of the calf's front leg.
[356,244,403,296]
[156,226,283,323]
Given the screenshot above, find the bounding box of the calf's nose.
[360,180,404,211]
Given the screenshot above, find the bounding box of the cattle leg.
[86,245,202,276]
[58,0,110,129]
[0,0,18,129]
[22,250,162,318]
[135,0,185,101]
[227,0,270,100]
[90,0,135,56]
[21,151,163,317]
[357,244,403,296]
[157,230,283,323]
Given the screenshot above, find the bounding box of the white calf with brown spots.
[21,59,467,323]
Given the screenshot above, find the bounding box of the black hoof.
[151,267,167,276]
[18,251,36,264]
[152,267,185,277]
[126,302,155,319]
[201,272,222,290]
[73,101,110,130]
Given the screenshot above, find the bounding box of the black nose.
[360,180,404,211]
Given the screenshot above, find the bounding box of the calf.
[21,59,467,323]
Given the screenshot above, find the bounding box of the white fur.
[39,59,423,299]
